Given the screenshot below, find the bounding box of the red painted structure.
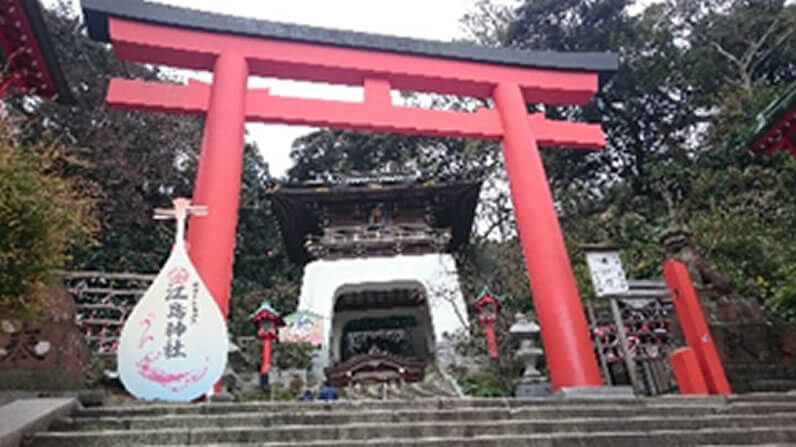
[747,82,796,159]
[0,0,72,102]
[751,107,796,158]
[664,260,731,395]
[473,288,502,364]
[250,301,285,387]
[82,0,616,390]
[670,347,709,395]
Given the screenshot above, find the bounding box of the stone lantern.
[472,287,502,368]
[250,301,285,388]
[510,312,551,397]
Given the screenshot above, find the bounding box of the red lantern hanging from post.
[473,287,503,368]
[250,301,285,388]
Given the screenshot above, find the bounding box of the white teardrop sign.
[117,199,228,401]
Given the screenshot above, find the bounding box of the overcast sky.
[50,0,662,177]
[145,0,523,178]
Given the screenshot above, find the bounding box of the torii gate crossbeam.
[82,0,618,391]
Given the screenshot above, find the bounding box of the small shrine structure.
[746,81,796,158]
[0,0,72,102]
[269,174,480,381]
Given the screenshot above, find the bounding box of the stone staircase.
[726,364,796,394]
[341,366,461,400]
[24,393,796,446]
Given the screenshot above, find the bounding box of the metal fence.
[61,271,156,356]
[587,280,681,396]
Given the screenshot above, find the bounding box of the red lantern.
[472,287,503,366]
[250,301,285,388]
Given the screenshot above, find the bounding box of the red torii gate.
[82,0,617,391]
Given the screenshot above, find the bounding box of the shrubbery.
[273,342,317,371]
[0,128,95,318]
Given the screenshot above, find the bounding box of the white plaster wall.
[297,254,469,373]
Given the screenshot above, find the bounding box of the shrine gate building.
[269,174,480,377]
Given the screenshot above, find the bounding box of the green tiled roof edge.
[746,81,796,151]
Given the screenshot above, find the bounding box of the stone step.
[726,392,796,402]
[54,403,796,431]
[70,394,791,418]
[135,426,796,447]
[700,445,796,447]
[29,413,796,446]
[335,368,459,401]
[407,383,437,399]
[748,380,796,392]
[422,378,458,397]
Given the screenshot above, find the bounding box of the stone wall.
[0,281,91,390]
[661,229,795,393]
[697,289,796,393]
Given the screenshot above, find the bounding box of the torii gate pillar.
[494,82,602,388]
[186,54,249,318]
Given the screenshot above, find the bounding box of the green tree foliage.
[272,342,317,371]
[551,1,796,315]
[2,4,298,334]
[287,130,494,181]
[0,119,95,318]
[5,3,203,272]
[227,143,303,337]
[463,0,796,317]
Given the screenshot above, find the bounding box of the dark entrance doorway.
[326,286,431,387]
[341,316,428,362]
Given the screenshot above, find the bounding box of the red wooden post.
[261,338,273,375]
[484,325,499,360]
[670,347,709,395]
[663,260,731,395]
[186,53,249,319]
[493,82,603,391]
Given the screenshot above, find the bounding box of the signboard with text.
[117,200,228,401]
[585,250,630,297]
